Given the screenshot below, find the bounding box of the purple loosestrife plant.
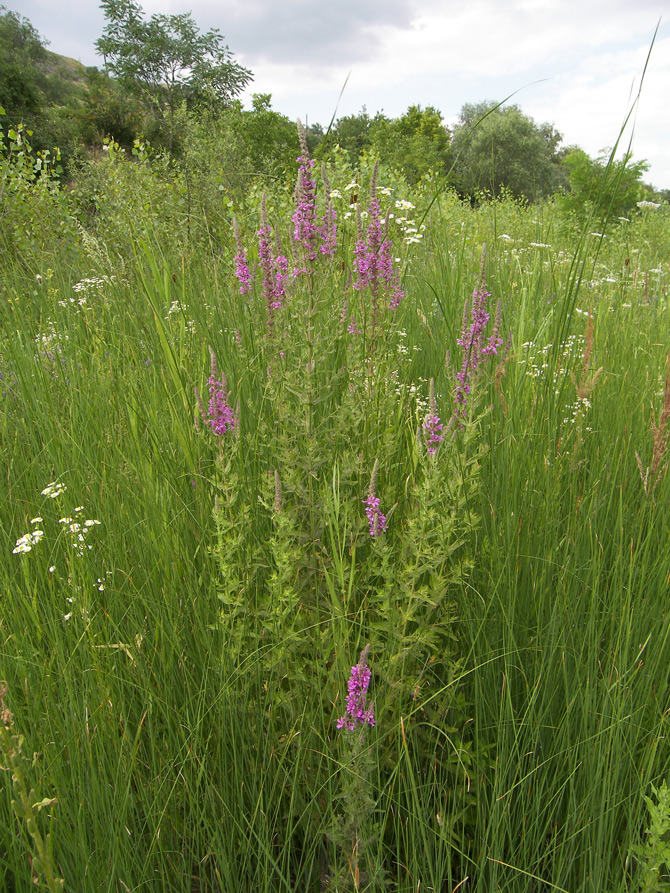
[423,378,443,455]
[319,162,337,256]
[364,459,387,537]
[454,246,502,421]
[258,194,288,330]
[353,165,404,313]
[292,121,320,269]
[205,348,235,435]
[337,644,375,731]
[232,218,252,295]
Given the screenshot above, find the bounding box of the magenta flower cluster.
[292,154,320,264]
[234,251,252,295]
[364,459,387,536]
[207,375,235,435]
[364,494,387,537]
[353,170,403,310]
[354,196,403,309]
[233,218,252,295]
[454,261,502,420]
[423,413,443,454]
[201,349,236,435]
[258,219,288,320]
[337,645,375,731]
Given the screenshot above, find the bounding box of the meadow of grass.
[1,128,670,892]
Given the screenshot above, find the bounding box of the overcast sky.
[15,0,670,188]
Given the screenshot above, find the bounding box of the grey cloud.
[216,0,419,65]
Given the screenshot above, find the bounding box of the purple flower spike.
[454,245,500,421]
[364,459,387,537]
[206,349,236,435]
[233,218,252,295]
[337,644,375,731]
[423,378,443,455]
[292,121,319,265]
[352,164,403,312]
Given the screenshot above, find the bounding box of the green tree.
[96,0,253,150]
[451,101,566,202]
[78,66,144,148]
[558,147,650,225]
[331,107,377,161]
[369,105,451,184]
[0,6,49,124]
[240,93,300,179]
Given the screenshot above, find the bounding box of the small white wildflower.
[42,481,66,498]
[637,200,661,210]
[49,566,56,573]
[13,530,43,553]
[30,517,43,524]
[529,242,552,249]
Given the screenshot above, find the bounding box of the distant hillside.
[41,49,89,86]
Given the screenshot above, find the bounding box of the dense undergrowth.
[1,120,670,892]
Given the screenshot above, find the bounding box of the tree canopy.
[328,104,451,184]
[558,148,650,225]
[96,0,253,149]
[0,5,49,123]
[451,101,566,202]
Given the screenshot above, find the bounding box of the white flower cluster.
[333,182,425,244]
[58,276,111,310]
[563,396,593,428]
[13,522,44,553]
[165,300,195,333]
[35,321,67,349]
[12,483,101,558]
[637,200,661,210]
[391,199,425,245]
[41,481,66,498]
[520,335,586,384]
[73,276,111,293]
[59,509,102,556]
[394,375,430,415]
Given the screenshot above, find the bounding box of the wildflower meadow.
[1,114,670,892]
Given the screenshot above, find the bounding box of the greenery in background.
[558,146,651,226]
[449,100,568,202]
[0,1,663,210]
[95,0,252,151]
